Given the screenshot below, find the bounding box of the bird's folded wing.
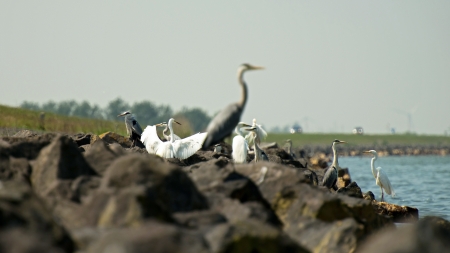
[141,125,163,154]
[256,124,268,140]
[173,132,208,159]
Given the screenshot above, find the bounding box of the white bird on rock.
[232,122,252,163]
[156,122,181,141]
[245,118,267,147]
[363,150,396,201]
[141,118,207,159]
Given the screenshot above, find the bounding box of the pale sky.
[1,1,449,135]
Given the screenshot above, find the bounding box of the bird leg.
[380,187,384,202]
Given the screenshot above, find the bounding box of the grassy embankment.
[1,104,449,147]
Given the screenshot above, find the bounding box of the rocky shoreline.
[0,130,449,253]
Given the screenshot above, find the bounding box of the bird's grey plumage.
[202,63,264,149]
[118,111,144,148]
[322,139,346,190]
[284,139,296,159]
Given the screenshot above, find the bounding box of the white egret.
[118,111,143,147]
[322,139,346,190]
[245,118,267,147]
[363,150,396,201]
[232,122,252,163]
[245,126,269,163]
[202,64,264,149]
[141,118,207,159]
[156,122,181,141]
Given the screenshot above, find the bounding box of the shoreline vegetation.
[1,103,449,156]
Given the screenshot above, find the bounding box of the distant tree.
[72,100,103,119]
[130,101,159,125]
[56,100,77,116]
[105,98,130,121]
[41,101,58,113]
[175,107,211,132]
[155,104,174,124]
[20,101,40,111]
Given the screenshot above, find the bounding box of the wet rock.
[86,220,209,253]
[372,201,419,223]
[204,219,310,253]
[31,135,97,197]
[0,180,75,252]
[337,181,363,198]
[357,216,450,253]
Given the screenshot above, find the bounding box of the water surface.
[339,155,450,220]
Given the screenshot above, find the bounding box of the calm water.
[339,155,450,220]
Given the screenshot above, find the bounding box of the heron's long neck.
[235,126,243,136]
[238,70,248,107]
[332,143,339,168]
[168,122,175,143]
[370,156,377,179]
[163,125,169,139]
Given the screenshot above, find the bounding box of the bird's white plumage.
[244,119,267,146]
[141,119,207,159]
[376,167,395,196]
[232,135,248,163]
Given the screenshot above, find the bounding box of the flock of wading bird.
[117,63,395,201]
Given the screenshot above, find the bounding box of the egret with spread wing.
[141,118,207,159]
[245,126,269,163]
[363,150,395,201]
[202,63,264,149]
[232,122,252,163]
[118,111,144,148]
[245,118,267,147]
[322,139,346,190]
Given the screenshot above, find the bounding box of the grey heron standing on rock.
[322,139,346,190]
[284,139,296,159]
[141,118,207,159]
[232,122,252,163]
[118,111,144,148]
[363,150,396,201]
[202,63,264,149]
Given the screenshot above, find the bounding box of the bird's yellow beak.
[251,65,265,70]
[363,151,370,154]
[339,141,347,144]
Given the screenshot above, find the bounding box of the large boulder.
[0,180,75,252]
[357,216,450,253]
[83,140,126,176]
[31,135,97,197]
[98,131,132,148]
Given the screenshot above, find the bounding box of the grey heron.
[284,139,297,159]
[156,122,181,141]
[202,63,264,149]
[118,111,144,148]
[141,118,207,159]
[232,122,252,163]
[245,126,269,163]
[322,139,346,190]
[363,150,396,201]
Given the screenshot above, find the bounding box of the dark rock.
[31,135,97,197]
[0,181,75,252]
[285,216,363,253]
[357,216,450,253]
[337,168,352,188]
[83,139,125,176]
[1,133,56,160]
[71,133,94,147]
[86,220,208,253]
[173,209,227,229]
[363,191,375,201]
[204,219,310,253]
[337,181,363,198]
[98,131,132,148]
[0,156,31,183]
[0,228,65,253]
[372,201,419,223]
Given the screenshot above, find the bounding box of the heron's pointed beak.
[339,141,347,144]
[363,151,370,154]
[117,113,125,117]
[251,65,265,70]
[174,121,181,125]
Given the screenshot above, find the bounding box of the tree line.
[20,98,211,133]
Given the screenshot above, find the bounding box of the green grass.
[0,104,126,136]
[265,133,450,147]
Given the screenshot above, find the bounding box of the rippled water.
[339,155,450,220]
